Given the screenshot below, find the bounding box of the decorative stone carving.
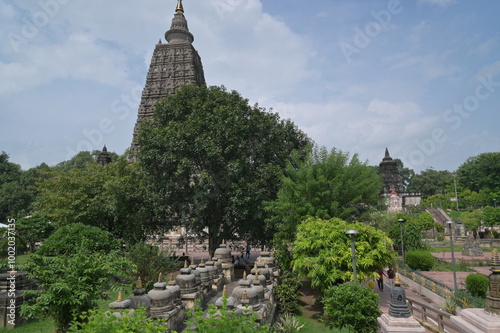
[486,249,500,314]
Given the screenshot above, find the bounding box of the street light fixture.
[346,229,359,283]
[398,218,406,264]
[445,221,458,291]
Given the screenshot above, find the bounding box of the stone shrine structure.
[462,233,483,256]
[378,273,425,332]
[96,145,112,166]
[130,0,206,160]
[379,148,422,209]
[108,245,278,331]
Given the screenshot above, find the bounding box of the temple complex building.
[379,148,421,209]
[130,0,205,160]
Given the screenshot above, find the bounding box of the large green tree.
[35,155,161,244]
[0,152,41,220]
[407,168,453,197]
[457,152,500,192]
[292,217,396,291]
[266,146,383,252]
[137,85,310,253]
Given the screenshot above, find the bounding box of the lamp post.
[398,218,406,264]
[452,172,459,210]
[346,230,359,283]
[445,221,458,291]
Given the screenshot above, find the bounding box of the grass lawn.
[298,315,339,333]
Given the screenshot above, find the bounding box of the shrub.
[275,271,301,314]
[437,235,444,241]
[405,250,434,271]
[492,230,499,239]
[36,223,120,256]
[125,242,177,290]
[465,273,489,298]
[323,283,381,333]
[275,314,304,333]
[69,308,167,332]
[443,297,457,315]
[21,249,135,333]
[185,299,270,333]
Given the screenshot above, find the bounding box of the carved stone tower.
[379,148,404,195]
[130,0,205,159]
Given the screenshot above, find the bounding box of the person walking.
[245,243,251,259]
[387,267,395,287]
[376,269,386,291]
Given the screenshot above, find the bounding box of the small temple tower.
[130,0,206,159]
[96,145,112,166]
[379,148,421,209]
[379,148,404,195]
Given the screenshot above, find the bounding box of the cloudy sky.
[1,0,499,172]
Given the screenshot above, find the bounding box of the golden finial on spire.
[136,277,143,289]
[242,290,248,300]
[492,249,500,265]
[254,271,259,281]
[191,256,195,265]
[243,271,247,280]
[117,288,123,302]
[176,0,184,13]
[222,285,228,298]
[158,272,164,283]
[394,273,401,286]
[258,256,262,263]
[184,260,188,269]
[263,245,267,252]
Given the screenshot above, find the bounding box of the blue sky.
[1,0,499,172]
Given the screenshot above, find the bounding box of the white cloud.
[273,98,440,167]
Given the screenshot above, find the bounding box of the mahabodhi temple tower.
[130,0,205,159]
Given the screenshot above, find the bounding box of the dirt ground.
[298,279,324,320]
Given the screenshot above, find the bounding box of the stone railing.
[407,296,461,333]
[397,263,484,309]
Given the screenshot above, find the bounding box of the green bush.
[185,299,270,333]
[465,273,489,298]
[437,235,444,241]
[275,314,304,333]
[125,242,177,291]
[405,250,434,271]
[492,230,499,239]
[36,223,120,256]
[275,271,301,314]
[69,308,167,332]
[323,283,381,333]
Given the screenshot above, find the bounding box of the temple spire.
[176,0,184,14]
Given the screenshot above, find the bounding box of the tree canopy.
[407,168,453,197]
[137,85,310,253]
[292,217,396,291]
[266,146,383,250]
[35,155,161,244]
[457,152,500,193]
